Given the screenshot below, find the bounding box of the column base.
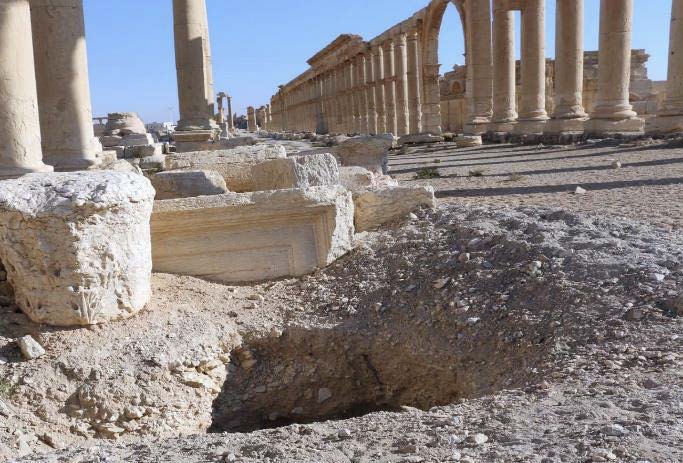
[542,118,588,144]
[0,163,54,180]
[485,122,516,143]
[463,121,491,136]
[173,130,218,143]
[584,117,644,139]
[44,153,102,172]
[645,115,683,136]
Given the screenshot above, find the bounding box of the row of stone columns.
[272,32,426,137]
[0,0,102,179]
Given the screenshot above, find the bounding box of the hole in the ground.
[210,316,545,433]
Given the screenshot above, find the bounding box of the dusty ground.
[1,139,682,463]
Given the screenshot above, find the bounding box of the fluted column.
[407,31,423,135]
[366,53,378,134]
[464,0,493,134]
[384,40,398,135]
[227,95,234,131]
[649,0,683,134]
[30,0,101,171]
[586,0,643,135]
[0,0,52,179]
[358,55,369,134]
[490,2,517,133]
[514,0,548,135]
[394,34,410,136]
[374,46,387,134]
[545,0,587,137]
[173,0,218,134]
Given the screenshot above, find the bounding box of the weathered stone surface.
[123,143,163,159]
[353,185,436,232]
[173,137,256,153]
[151,170,229,200]
[251,153,339,191]
[339,166,398,191]
[17,335,45,360]
[165,144,287,192]
[455,135,483,147]
[151,186,354,282]
[0,172,154,326]
[104,112,147,136]
[334,136,391,174]
[398,134,445,145]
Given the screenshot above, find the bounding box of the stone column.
[358,55,369,134]
[173,0,218,139]
[586,0,643,136]
[421,63,443,135]
[513,0,548,136]
[247,106,257,132]
[384,40,398,135]
[30,0,101,171]
[0,0,53,179]
[374,46,387,134]
[649,0,683,134]
[226,95,235,131]
[407,30,423,135]
[366,52,378,134]
[545,0,587,137]
[394,34,410,137]
[490,2,517,134]
[464,0,493,134]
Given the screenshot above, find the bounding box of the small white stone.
[17,335,45,360]
[574,186,587,195]
[469,433,489,445]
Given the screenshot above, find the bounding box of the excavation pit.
[210,314,546,433]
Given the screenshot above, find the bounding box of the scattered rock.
[17,336,45,360]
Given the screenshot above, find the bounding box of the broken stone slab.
[398,133,445,146]
[335,136,391,174]
[455,135,483,148]
[353,185,437,232]
[251,153,339,191]
[17,335,45,360]
[133,153,166,171]
[165,144,287,192]
[151,186,354,283]
[120,133,156,147]
[151,170,229,200]
[104,112,147,136]
[123,143,164,159]
[339,166,398,192]
[173,136,256,153]
[0,172,155,326]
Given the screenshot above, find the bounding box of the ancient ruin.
[0,0,682,462]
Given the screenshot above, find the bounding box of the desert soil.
[1,138,681,463]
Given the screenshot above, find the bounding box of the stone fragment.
[104,112,147,136]
[339,167,398,192]
[455,135,483,147]
[165,144,287,192]
[334,136,391,174]
[119,134,155,148]
[151,186,354,283]
[398,133,445,145]
[17,335,45,360]
[173,137,256,153]
[151,170,229,200]
[574,186,587,195]
[0,172,155,326]
[469,433,489,445]
[251,153,339,191]
[352,186,436,232]
[123,143,163,159]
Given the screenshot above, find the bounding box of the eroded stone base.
[584,117,645,138]
[645,115,683,136]
[542,118,588,145]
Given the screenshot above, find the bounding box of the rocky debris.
[165,144,287,192]
[172,137,257,154]
[0,172,155,326]
[575,186,587,195]
[398,133,445,146]
[151,170,229,200]
[122,143,164,159]
[17,335,45,360]
[334,136,392,174]
[251,153,339,191]
[352,185,436,231]
[454,135,483,148]
[103,112,147,136]
[339,166,398,191]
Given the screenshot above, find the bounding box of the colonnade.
[269,0,683,140]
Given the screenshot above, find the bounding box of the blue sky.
[83,0,672,123]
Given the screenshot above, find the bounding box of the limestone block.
[104,112,147,136]
[398,134,445,145]
[151,186,354,283]
[353,185,436,232]
[151,170,229,200]
[165,144,287,192]
[17,335,45,360]
[100,135,124,148]
[123,143,163,159]
[104,159,143,175]
[173,136,256,153]
[334,136,392,174]
[120,133,155,147]
[0,172,155,326]
[339,166,399,192]
[251,153,339,191]
[455,135,483,148]
[135,153,166,171]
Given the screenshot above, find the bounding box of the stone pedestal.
[173,0,218,135]
[0,0,53,179]
[31,0,101,171]
[586,0,643,136]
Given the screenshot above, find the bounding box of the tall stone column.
[173,0,218,140]
[649,0,683,134]
[394,34,410,137]
[357,55,369,134]
[407,31,423,135]
[585,0,643,136]
[545,0,587,138]
[226,95,235,131]
[374,46,387,134]
[490,3,517,134]
[384,40,398,135]
[247,106,257,133]
[513,0,548,136]
[464,0,493,134]
[421,63,442,134]
[30,0,101,171]
[0,0,53,179]
[366,52,378,135]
